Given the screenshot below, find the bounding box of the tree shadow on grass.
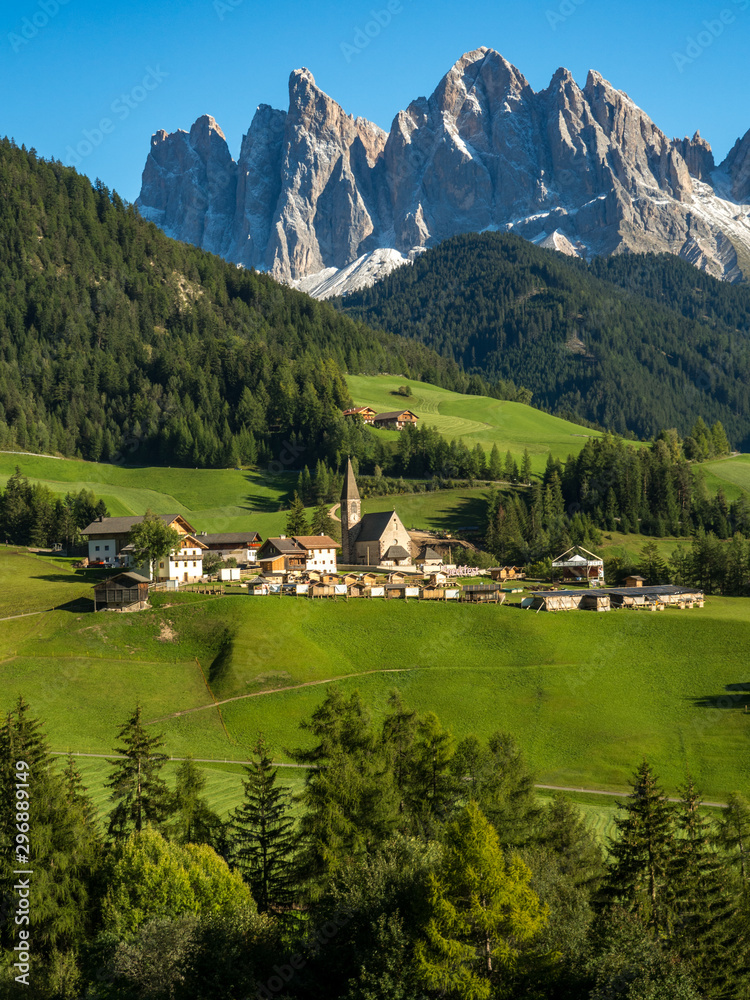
[691,683,750,710]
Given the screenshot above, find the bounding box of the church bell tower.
[340,458,361,565]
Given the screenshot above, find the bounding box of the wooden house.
[93,572,150,612]
[196,531,262,566]
[362,572,380,586]
[372,410,419,431]
[257,537,307,574]
[460,584,506,604]
[421,583,446,600]
[347,582,369,598]
[624,575,644,588]
[388,571,408,584]
[342,406,377,424]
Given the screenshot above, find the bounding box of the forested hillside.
[0,141,507,469]
[338,233,750,447]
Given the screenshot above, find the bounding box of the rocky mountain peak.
[137,50,750,292]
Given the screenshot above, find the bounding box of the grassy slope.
[2,550,748,808]
[346,375,606,472]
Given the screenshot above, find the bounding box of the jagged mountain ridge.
[137,47,750,295]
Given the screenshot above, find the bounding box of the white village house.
[82,514,207,583]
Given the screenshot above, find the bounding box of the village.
[86,460,705,615]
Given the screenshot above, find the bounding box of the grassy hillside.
[346,375,607,472]
[2,548,748,806]
[339,233,750,447]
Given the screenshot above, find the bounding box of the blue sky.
[1,0,747,202]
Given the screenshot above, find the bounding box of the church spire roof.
[342,457,360,502]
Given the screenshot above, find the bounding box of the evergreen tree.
[230,735,296,913]
[285,491,309,536]
[669,777,747,998]
[310,498,338,540]
[488,443,503,481]
[106,706,172,838]
[603,760,675,933]
[715,792,750,893]
[520,448,532,484]
[168,756,222,847]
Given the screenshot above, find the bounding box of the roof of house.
[463,584,504,593]
[83,514,189,536]
[198,532,261,546]
[373,410,419,421]
[421,547,441,561]
[293,535,338,549]
[341,457,360,502]
[93,571,150,589]
[354,511,397,542]
[260,537,305,554]
[384,544,411,560]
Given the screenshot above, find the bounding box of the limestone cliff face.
[136,49,750,291]
[723,128,750,203]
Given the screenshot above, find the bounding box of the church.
[340,459,415,568]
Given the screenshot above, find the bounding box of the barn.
[93,572,150,612]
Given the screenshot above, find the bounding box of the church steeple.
[340,457,361,564]
[342,456,360,502]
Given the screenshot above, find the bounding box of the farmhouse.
[257,535,338,574]
[197,531,262,566]
[82,514,206,582]
[92,571,150,612]
[371,409,419,431]
[551,546,605,588]
[342,406,377,423]
[340,459,415,568]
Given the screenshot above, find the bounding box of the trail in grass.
[46,754,729,807]
[144,668,410,724]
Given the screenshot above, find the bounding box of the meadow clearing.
[1,547,748,837]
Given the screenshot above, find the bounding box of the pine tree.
[715,792,750,894]
[503,450,515,482]
[536,793,603,883]
[309,498,338,540]
[106,705,172,838]
[488,443,503,481]
[603,760,675,933]
[520,448,532,484]
[285,491,309,536]
[669,777,747,998]
[230,735,296,913]
[169,756,222,847]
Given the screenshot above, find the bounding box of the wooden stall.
[460,584,506,604]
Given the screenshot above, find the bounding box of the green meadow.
[346,374,606,472]
[2,549,748,819]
